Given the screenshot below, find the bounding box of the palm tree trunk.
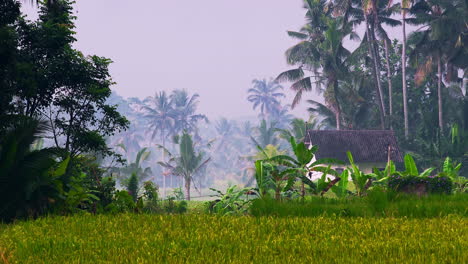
[363,13,386,129]
[384,39,393,127]
[437,55,443,135]
[161,129,166,198]
[370,23,387,120]
[335,110,341,130]
[185,177,191,201]
[332,80,342,130]
[402,10,409,139]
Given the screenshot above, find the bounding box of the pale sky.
[21,0,319,119]
[21,0,410,119]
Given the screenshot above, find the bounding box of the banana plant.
[331,169,350,198]
[368,160,397,185]
[398,154,435,177]
[439,157,466,193]
[266,136,342,198]
[209,185,253,215]
[253,160,296,200]
[254,160,273,198]
[346,151,372,196]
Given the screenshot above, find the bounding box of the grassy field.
[251,193,468,218]
[1,214,467,263]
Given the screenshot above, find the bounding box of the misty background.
[19,0,419,197]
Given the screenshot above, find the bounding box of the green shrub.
[388,175,453,194]
[207,186,252,215]
[127,173,139,202]
[163,198,187,214]
[105,190,135,213]
[142,181,161,213]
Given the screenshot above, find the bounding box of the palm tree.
[143,91,175,197]
[410,0,468,135]
[276,0,331,110]
[170,89,208,135]
[114,146,152,187]
[361,0,387,128]
[269,105,294,129]
[251,120,279,149]
[376,3,401,123]
[112,125,144,161]
[332,0,400,128]
[247,79,285,119]
[0,116,66,222]
[307,100,337,129]
[214,118,237,149]
[401,0,413,138]
[157,132,210,200]
[143,91,175,147]
[277,1,357,130]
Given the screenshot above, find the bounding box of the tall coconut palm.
[170,89,208,135]
[276,0,331,110]
[410,0,468,135]
[143,91,175,196]
[362,0,387,127]
[365,0,401,126]
[247,79,285,119]
[143,91,175,147]
[277,1,357,130]
[401,0,413,138]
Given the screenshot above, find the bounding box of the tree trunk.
[185,177,191,201]
[333,80,341,130]
[275,187,281,201]
[335,110,341,130]
[402,11,409,139]
[301,182,305,198]
[161,130,167,198]
[437,55,444,135]
[364,15,386,129]
[384,39,393,127]
[370,22,387,120]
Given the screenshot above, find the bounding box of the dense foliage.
[277,0,468,174]
[0,0,128,222]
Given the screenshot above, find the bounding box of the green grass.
[1,214,467,263]
[186,200,207,214]
[251,193,468,218]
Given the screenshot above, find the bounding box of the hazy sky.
[21,0,322,119]
[21,1,411,120]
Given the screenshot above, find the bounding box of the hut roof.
[305,130,403,163]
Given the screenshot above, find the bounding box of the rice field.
[1,214,467,263]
